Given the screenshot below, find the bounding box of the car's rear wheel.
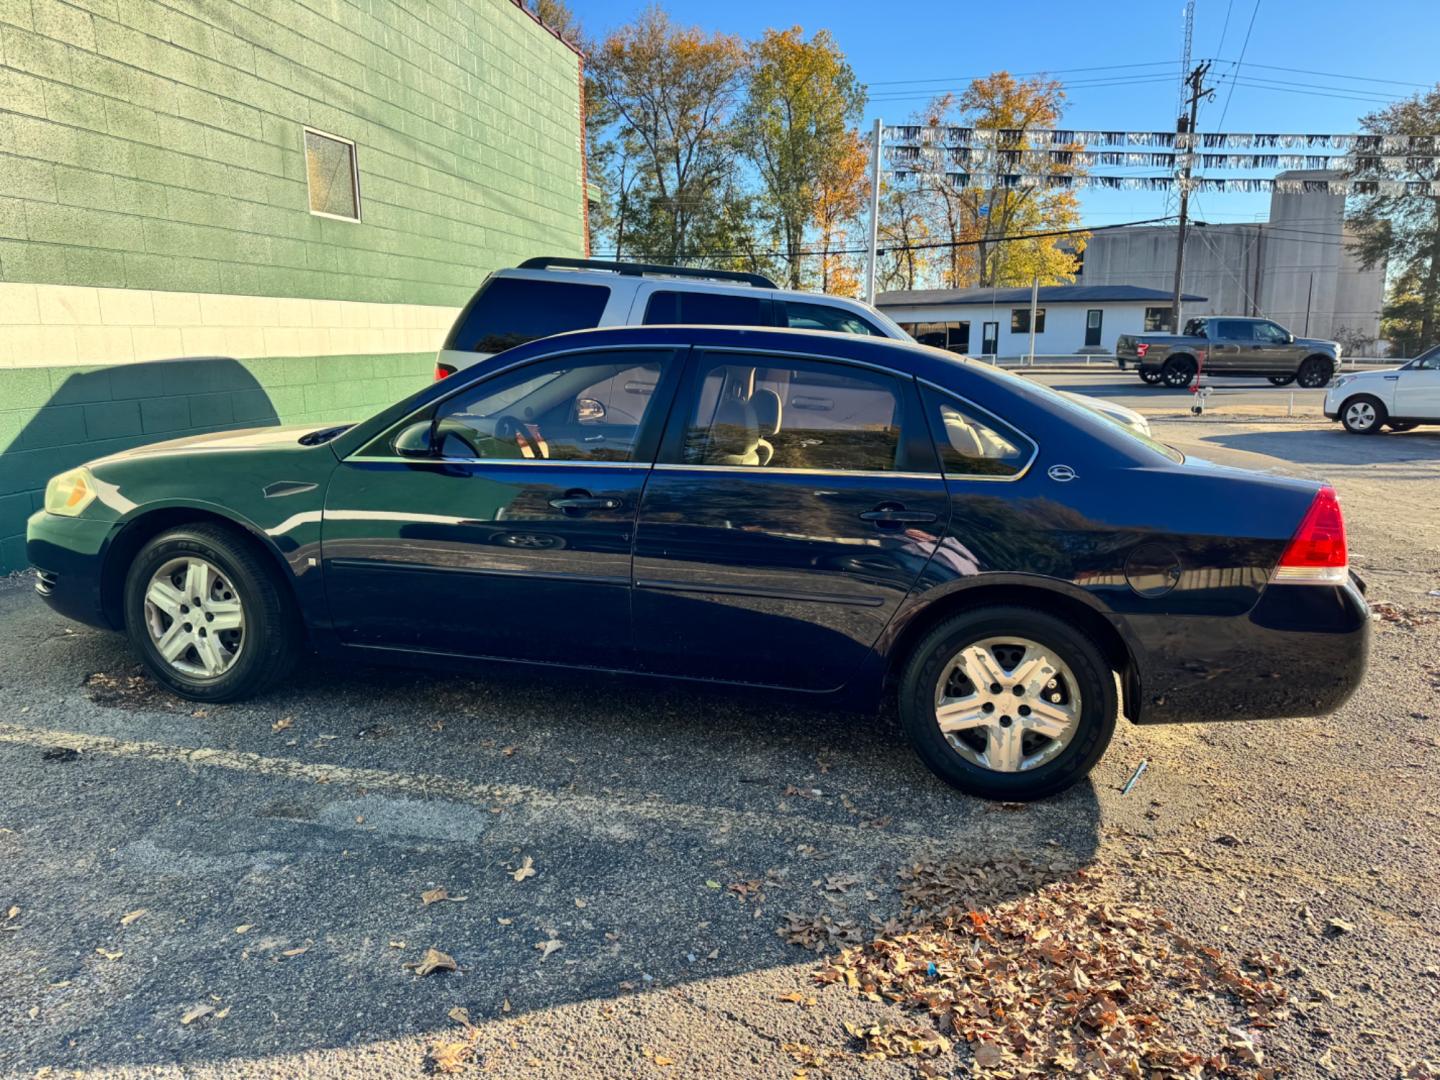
[1268,374,1296,386]
[1161,357,1196,388]
[1297,356,1334,388]
[124,523,300,701]
[1139,368,1163,385]
[898,606,1117,801]
[1340,395,1386,434]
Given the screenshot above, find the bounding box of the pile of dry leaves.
[794,860,1293,1077]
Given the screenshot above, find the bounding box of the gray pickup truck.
[1116,316,1340,389]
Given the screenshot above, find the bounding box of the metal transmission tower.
[1177,0,1196,120]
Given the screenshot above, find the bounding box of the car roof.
[490,264,879,308]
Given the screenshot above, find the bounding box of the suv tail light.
[434,362,456,381]
[1272,485,1348,584]
[1135,343,1149,359]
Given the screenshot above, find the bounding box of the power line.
[1217,0,1262,129]
[865,61,1182,88]
[589,216,1177,263]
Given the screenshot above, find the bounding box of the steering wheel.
[495,415,545,460]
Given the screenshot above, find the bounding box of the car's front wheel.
[124,523,300,701]
[1340,395,1386,434]
[1297,356,1335,388]
[1161,357,1196,388]
[898,606,1117,801]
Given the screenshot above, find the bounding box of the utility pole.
[864,118,883,306]
[1170,61,1213,333]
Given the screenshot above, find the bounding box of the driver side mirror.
[1286,332,1296,344]
[575,397,606,424]
[391,420,436,459]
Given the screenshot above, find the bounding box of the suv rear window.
[446,277,611,353]
[642,290,773,326]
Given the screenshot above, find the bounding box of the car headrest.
[707,398,760,460]
[751,388,782,436]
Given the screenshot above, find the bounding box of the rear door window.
[446,277,611,354]
[642,290,773,327]
[1215,320,1255,341]
[920,385,1035,479]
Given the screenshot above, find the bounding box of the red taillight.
[1135,343,1149,359]
[434,363,456,381]
[1273,486,1348,583]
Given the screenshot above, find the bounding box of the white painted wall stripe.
[0,283,461,369]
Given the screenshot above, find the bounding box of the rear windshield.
[446,277,611,353]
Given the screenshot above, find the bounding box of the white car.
[436,258,1153,437]
[1325,346,1440,434]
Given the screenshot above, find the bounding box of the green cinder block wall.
[0,0,586,571]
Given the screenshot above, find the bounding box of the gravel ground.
[0,419,1437,1080]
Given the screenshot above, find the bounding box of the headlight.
[44,468,97,516]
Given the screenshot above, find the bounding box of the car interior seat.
[705,398,761,465]
[751,388,782,466]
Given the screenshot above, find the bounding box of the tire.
[1139,368,1163,385]
[1161,356,1196,388]
[123,523,300,701]
[1340,395,1386,435]
[898,606,1117,801]
[1268,375,1296,387]
[1387,421,1418,432]
[1296,356,1334,389]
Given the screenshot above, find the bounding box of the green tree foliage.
[739,28,866,288]
[1346,84,1440,351]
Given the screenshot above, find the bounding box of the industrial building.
[0,0,587,571]
[1076,170,1385,344]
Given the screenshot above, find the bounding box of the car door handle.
[549,492,620,512]
[860,505,938,525]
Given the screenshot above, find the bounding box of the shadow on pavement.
[1202,427,1440,476]
[0,611,1104,1073]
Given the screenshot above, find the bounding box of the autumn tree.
[813,128,869,295]
[876,184,933,292]
[738,27,866,288]
[903,73,1086,289]
[1347,83,1440,351]
[588,7,747,262]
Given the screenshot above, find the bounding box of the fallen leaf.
[120,909,146,926]
[1326,917,1355,935]
[422,887,468,906]
[388,940,406,949]
[574,898,587,909]
[428,1038,477,1074]
[502,997,511,1013]
[5,906,19,920]
[213,1007,231,1020]
[705,880,721,889]
[180,1004,215,1025]
[496,917,513,926]
[406,947,458,977]
[271,717,293,733]
[95,947,122,961]
[512,856,536,883]
[234,925,252,934]
[655,1055,675,1067]
[447,1005,472,1026]
[281,946,308,958]
[534,938,563,960]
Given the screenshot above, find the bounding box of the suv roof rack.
[518,256,778,289]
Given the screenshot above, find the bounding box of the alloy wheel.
[1297,362,1332,389]
[1344,400,1378,432]
[933,636,1082,772]
[143,557,245,678]
[1162,363,1194,388]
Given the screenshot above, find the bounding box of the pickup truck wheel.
[1139,368,1163,385]
[1161,357,1196,388]
[1341,395,1386,434]
[1267,375,1296,386]
[1297,357,1334,388]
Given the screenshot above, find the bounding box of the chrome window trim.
[353,457,654,469]
[652,463,941,481]
[917,378,1038,484]
[345,344,678,465]
[692,343,899,376]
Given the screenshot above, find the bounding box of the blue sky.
[572,0,1440,226]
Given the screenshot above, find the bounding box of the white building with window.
[875,285,1209,360]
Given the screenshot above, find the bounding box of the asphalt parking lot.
[2,419,1438,1079]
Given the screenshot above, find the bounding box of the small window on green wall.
[304,128,360,221]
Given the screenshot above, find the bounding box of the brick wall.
[0,0,586,571]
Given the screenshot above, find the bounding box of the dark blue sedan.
[27,325,1369,800]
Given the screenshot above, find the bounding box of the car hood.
[91,424,348,463]
[1296,337,1340,351]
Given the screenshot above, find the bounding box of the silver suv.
[437,258,1151,435]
